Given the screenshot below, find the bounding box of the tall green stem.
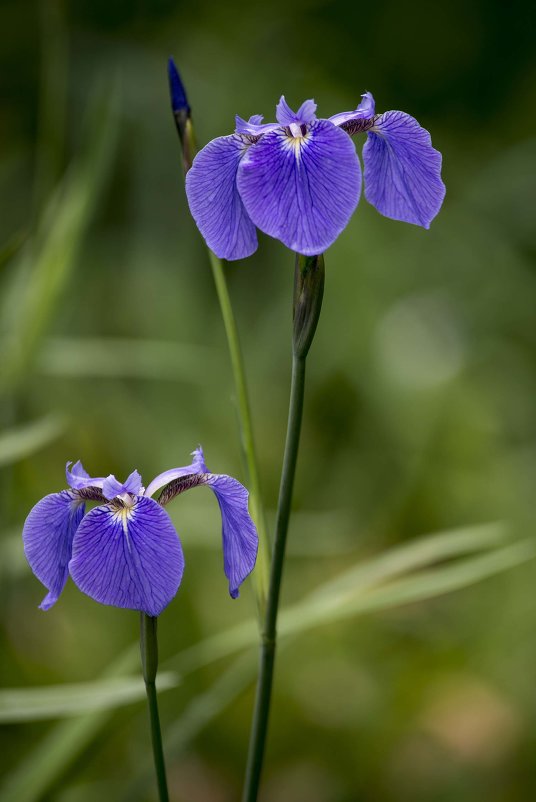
[242,254,325,802]
[170,106,270,616]
[208,250,270,612]
[140,614,169,802]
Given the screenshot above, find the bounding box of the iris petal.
[363,111,445,228]
[185,134,258,260]
[69,497,184,617]
[23,491,85,610]
[235,115,279,137]
[204,474,258,598]
[329,92,376,130]
[147,446,257,597]
[145,447,206,500]
[66,460,104,490]
[102,470,143,501]
[237,120,362,255]
[276,97,317,126]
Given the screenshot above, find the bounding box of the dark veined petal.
[66,460,105,490]
[203,474,258,598]
[363,111,446,228]
[328,91,375,132]
[149,446,257,598]
[23,491,85,610]
[69,496,184,617]
[185,134,258,261]
[237,120,362,255]
[235,115,279,137]
[145,447,206,499]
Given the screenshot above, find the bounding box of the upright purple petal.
[102,470,143,501]
[69,497,184,617]
[237,120,362,255]
[204,474,258,598]
[276,97,317,126]
[276,96,298,125]
[363,111,445,228]
[23,491,85,610]
[145,447,206,500]
[185,134,258,261]
[295,99,318,125]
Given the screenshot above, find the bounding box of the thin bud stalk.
[242,251,324,802]
[168,58,270,616]
[140,613,169,802]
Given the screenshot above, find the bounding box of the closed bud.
[293,253,325,359]
[167,57,196,173]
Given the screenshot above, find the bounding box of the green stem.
[172,109,270,616]
[242,254,325,802]
[208,251,271,614]
[140,614,169,802]
[242,353,306,802]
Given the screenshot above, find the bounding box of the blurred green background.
[1,0,536,800]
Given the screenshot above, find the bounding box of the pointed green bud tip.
[167,57,190,115]
[293,253,325,359]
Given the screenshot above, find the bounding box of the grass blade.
[0,415,64,468]
[1,523,532,802]
[0,673,180,723]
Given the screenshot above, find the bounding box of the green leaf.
[0,80,120,393]
[37,336,219,382]
[168,522,513,675]
[0,648,137,802]
[0,229,28,275]
[281,538,536,635]
[0,673,180,723]
[2,523,533,802]
[0,415,64,468]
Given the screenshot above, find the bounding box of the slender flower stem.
[242,353,306,802]
[140,614,169,802]
[242,254,325,802]
[208,250,271,613]
[168,74,270,615]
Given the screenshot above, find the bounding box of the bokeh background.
[1,0,536,800]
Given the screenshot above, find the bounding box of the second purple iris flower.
[185,92,446,261]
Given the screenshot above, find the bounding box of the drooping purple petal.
[276,97,317,126]
[329,91,376,130]
[23,491,85,610]
[147,446,257,597]
[362,111,446,228]
[69,496,184,617]
[145,447,206,500]
[237,119,362,255]
[185,135,258,261]
[66,461,105,491]
[102,470,143,501]
[203,474,258,598]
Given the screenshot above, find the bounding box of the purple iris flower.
[185,92,445,261]
[22,448,258,617]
